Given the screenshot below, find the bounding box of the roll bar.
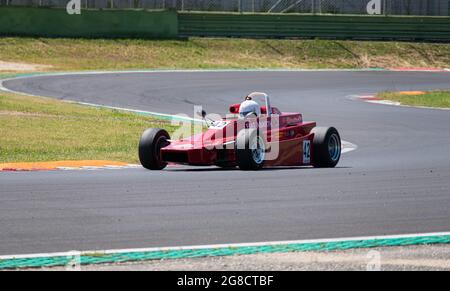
[247,92,272,115]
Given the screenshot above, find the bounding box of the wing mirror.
[196,109,207,118]
[197,109,213,127]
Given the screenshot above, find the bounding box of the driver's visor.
[239,111,254,118]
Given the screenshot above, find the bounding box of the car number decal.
[303,140,311,164]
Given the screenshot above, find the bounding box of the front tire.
[311,127,341,168]
[236,128,266,171]
[139,128,170,170]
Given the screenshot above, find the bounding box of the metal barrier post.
[268,0,283,13]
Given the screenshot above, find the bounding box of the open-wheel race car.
[139,92,341,171]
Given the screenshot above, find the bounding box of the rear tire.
[311,127,341,168]
[139,128,170,170]
[236,128,265,171]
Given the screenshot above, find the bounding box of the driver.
[239,96,261,118]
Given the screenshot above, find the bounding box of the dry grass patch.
[0,38,449,72]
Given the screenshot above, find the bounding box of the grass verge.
[0,91,178,163]
[1,37,450,71]
[377,91,450,109]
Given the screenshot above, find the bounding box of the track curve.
[1,70,450,255]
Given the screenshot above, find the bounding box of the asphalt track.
[1,70,450,256]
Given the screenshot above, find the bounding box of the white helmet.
[239,99,261,118]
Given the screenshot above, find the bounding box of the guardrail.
[0,8,449,41]
[179,12,450,41]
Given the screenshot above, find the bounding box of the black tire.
[311,127,341,168]
[139,128,170,170]
[236,128,265,171]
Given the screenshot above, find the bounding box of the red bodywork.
[161,104,317,167]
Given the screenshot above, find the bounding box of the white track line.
[1,231,449,260]
[71,101,203,123]
[389,69,447,72]
[341,141,358,154]
[366,100,401,106]
[353,94,450,111]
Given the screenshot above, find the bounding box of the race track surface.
[1,71,450,255]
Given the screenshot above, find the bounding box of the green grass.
[377,91,450,109]
[0,92,178,163]
[1,37,450,71]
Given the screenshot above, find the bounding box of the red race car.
[139,92,341,171]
